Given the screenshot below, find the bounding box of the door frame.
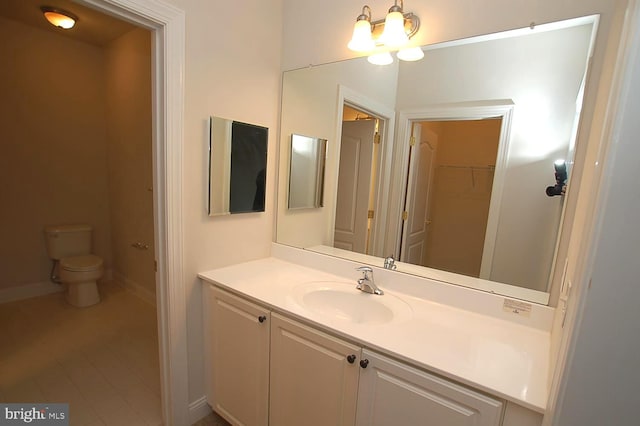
[79,0,188,424]
[333,85,396,257]
[391,101,515,279]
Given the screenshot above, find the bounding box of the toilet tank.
[44,224,93,259]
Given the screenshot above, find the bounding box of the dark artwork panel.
[230,121,268,213]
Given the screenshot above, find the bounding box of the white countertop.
[198,257,550,413]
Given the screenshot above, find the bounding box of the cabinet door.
[356,350,504,426]
[204,285,270,426]
[270,313,361,426]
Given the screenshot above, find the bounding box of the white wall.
[552,3,640,423]
[164,0,283,403]
[0,16,112,292]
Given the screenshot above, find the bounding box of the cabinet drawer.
[356,350,504,426]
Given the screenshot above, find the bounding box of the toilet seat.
[60,255,103,272]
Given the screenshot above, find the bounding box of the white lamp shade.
[348,19,375,52]
[367,52,394,65]
[380,11,408,47]
[397,46,424,61]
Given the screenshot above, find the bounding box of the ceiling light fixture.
[348,1,421,64]
[41,6,78,30]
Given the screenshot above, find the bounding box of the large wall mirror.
[209,116,268,216]
[276,16,599,305]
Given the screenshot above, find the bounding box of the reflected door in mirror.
[334,119,377,254]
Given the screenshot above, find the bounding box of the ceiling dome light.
[348,6,375,52]
[397,46,424,61]
[41,7,78,30]
[367,52,394,65]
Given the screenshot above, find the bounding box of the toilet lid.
[60,255,103,272]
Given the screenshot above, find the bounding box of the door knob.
[258,315,267,323]
[347,354,356,364]
[359,359,369,368]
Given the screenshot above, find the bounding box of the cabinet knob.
[359,359,369,368]
[346,354,356,364]
[258,315,267,323]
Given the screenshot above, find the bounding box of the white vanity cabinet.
[355,350,503,426]
[269,313,361,426]
[203,284,541,426]
[204,286,270,426]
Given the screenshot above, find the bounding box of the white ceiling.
[0,0,138,46]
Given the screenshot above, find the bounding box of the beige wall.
[105,28,155,298]
[0,16,112,290]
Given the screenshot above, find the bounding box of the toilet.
[44,224,104,307]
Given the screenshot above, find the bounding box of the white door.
[356,350,504,426]
[269,313,361,426]
[400,125,437,266]
[334,119,376,253]
[204,286,270,426]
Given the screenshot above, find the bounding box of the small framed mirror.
[288,134,327,210]
[208,116,268,216]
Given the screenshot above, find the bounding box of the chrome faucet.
[356,266,384,295]
[383,255,397,270]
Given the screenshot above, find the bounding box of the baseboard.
[0,280,64,304]
[112,270,157,306]
[189,396,211,424]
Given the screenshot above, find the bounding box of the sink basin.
[292,281,412,325]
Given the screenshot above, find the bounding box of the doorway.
[334,105,385,256]
[0,0,187,423]
[392,102,515,283]
[78,1,187,423]
[399,119,502,277]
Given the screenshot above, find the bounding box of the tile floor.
[191,411,230,426]
[0,281,162,426]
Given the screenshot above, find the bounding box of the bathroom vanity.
[199,244,550,426]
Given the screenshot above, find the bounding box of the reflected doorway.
[399,118,502,277]
[334,105,384,255]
